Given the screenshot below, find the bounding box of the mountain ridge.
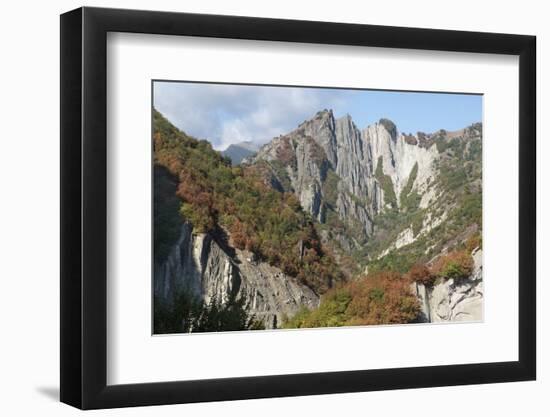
[245,109,481,273]
[153,107,483,331]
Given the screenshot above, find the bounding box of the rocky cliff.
[154,223,320,329]
[412,248,483,323]
[246,110,452,255]
[154,107,482,330]
[244,109,482,324]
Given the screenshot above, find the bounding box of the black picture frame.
[60,6,536,410]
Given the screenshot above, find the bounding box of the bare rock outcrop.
[249,110,442,251]
[411,249,483,323]
[154,224,320,329]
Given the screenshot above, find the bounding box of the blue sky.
[153,81,482,150]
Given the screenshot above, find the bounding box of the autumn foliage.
[284,270,420,328]
[345,271,420,325]
[406,263,435,286]
[406,248,474,287]
[284,247,477,329]
[431,249,474,280]
[154,108,478,331]
[153,109,342,294]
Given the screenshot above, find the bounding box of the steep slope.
[366,123,482,273]
[247,110,482,276]
[153,109,337,331]
[286,245,482,328]
[154,107,483,330]
[411,248,483,323]
[363,119,439,209]
[155,223,319,329]
[247,110,378,259]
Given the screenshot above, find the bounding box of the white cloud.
[220,119,252,149]
[153,82,350,150]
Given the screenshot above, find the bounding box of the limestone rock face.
[429,248,483,322]
[335,188,375,238]
[249,110,442,252]
[250,111,376,247]
[154,109,483,330]
[332,115,373,199]
[154,223,203,302]
[154,224,319,329]
[234,249,320,328]
[379,227,416,259]
[363,121,439,204]
[411,249,483,323]
[251,132,329,222]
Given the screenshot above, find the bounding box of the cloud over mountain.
[153,82,349,150]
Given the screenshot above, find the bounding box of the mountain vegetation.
[283,270,420,328]
[153,106,483,332]
[154,294,265,334]
[154,109,342,295]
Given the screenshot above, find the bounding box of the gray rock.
[412,249,483,323]
[154,223,319,329]
[155,111,483,330]
[153,223,203,303]
[250,110,442,252]
[251,110,378,246]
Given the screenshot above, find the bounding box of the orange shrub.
[407,263,435,286]
[431,250,473,280]
[345,271,420,325]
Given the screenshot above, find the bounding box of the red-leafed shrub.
[345,271,420,325]
[153,109,343,294]
[407,263,435,286]
[284,271,420,328]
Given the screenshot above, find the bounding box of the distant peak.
[224,141,259,152]
[222,141,259,165]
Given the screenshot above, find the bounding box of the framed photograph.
[60,6,536,409]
